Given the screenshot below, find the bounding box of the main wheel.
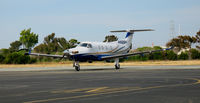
[115,64,120,69]
[75,65,80,71]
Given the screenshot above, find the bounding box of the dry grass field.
[0,60,200,68]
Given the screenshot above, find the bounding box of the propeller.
[61,49,71,60]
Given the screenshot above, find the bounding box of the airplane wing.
[25,53,64,58]
[101,47,173,60]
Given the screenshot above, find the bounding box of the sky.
[0,0,200,49]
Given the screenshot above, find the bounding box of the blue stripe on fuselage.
[113,46,125,53]
[71,54,111,61]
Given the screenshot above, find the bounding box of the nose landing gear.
[73,61,80,71]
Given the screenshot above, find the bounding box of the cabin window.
[98,46,101,50]
[102,46,104,50]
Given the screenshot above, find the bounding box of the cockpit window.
[79,43,88,47]
[79,43,92,48]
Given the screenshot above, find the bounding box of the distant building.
[177,48,190,55]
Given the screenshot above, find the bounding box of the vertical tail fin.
[125,32,133,43]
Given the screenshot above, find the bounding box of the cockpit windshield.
[79,43,92,48]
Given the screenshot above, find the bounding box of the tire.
[115,64,120,69]
[75,66,80,71]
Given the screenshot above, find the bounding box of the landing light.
[72,51,79,54]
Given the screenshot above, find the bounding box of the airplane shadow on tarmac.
[66,67,125,71]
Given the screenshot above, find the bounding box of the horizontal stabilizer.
[110,29,154,33]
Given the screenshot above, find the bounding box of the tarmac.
[0,65,200,103]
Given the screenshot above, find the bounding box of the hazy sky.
[0,0,200,49]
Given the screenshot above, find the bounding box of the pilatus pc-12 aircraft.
[26,29,172,71]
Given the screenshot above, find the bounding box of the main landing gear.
[114,58,120,69]
[73,61,80,71]
[73,58,120,71]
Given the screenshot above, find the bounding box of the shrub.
[0,54,5,63]
[166,50,177,60]
[4,52,31,64]
[126,54,149,61]
[190,49,200,59]
[149,52,164,60]
[178,52,189,60]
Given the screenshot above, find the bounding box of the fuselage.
[64,40,132,62]
[63,32,133,62]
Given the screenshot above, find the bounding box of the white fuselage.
[63,32,133,61]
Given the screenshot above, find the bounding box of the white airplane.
[26,29,173,71]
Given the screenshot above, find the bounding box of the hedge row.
[126,49,200,61]
[0,49,200,64]
[0,52,36,64]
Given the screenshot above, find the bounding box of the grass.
[0,60,200,68]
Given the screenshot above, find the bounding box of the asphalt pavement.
[0,65,200,103]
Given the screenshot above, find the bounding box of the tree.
[103,35,118,42]
[195,30,200,49]
[9,40,22,52]
[178,52,189,60]
[166,35,196,51]
[137,47,153,52]
[34,44,48,53]
[0,49,10,57]
[166,50,177,60]
[0,54,5,64]
[34,33,73,53]
[190,49,200,59]
[69,39,79,48]
[20,28,38,50]
[4,52,31,64]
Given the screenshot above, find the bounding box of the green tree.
[34,33,72,53]
[0,49,10,57]
[0,54,5,63]
[195,30,200,49]
[69,39,79,48]
[166,35,196,51]
[4,52,31,64]
[190,49,200,59]
[153,46,162,50]
[166,50,177,60]
[103,35,118,42]
[9,40,22,52]
[34,44,48,53]
[20,28,38,50]
[137,47,153,52]
[178,52,189,60]
[149,51,164,60]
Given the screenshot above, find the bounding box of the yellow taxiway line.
[24,78,200,103]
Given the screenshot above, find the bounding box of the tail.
[110,29,154,43]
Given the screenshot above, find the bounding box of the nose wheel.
[75,65,80,71]
[115,64,120,69]
[73,61,80,71]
